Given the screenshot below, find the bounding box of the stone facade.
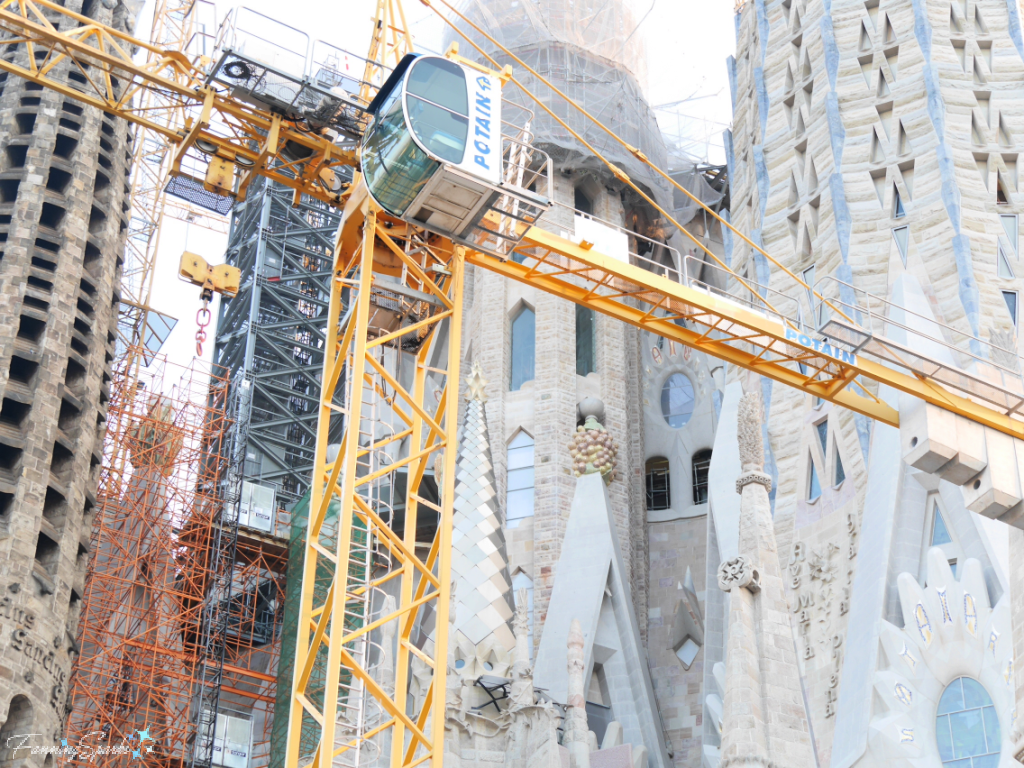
[0,0,135,760]
[724,0,1024,764]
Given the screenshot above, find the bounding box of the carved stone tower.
[0,0,138,755]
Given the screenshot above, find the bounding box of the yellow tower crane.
[2,1,1024,767]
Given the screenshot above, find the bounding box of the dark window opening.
[88,205,106,234]
[17,314,45,342]
[14,113,35,134]
[8,356,37,384]
[58,398,80,432]
[20,97,41,107]
[576,304,596,376]
[31,256,57,271]
[50,441,73,479]
[46,167,72,193]
[43,487,66,529]
[34,531,60,574]
[94,170,110,193]
[64,358,85,391]
[54,134,78,159]
[23,295,48,311]
[692,449,713,504]
[39,202,65,229]
[62,101,83,116]
[0,178,21,203]
[58,118,80,132]
[5,145,27,169]
[28,276,52,291]
[574,186,593,215]
[0,398,28,427]
[645,457,671,511]
[0,441,22,471]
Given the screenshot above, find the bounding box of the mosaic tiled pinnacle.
[450,364,516,652]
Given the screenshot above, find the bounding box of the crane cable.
[418,0,858,335]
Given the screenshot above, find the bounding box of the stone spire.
[718,388,815,767]
[562,619,591,768]
[510,587,534,707]
[450,363,517,652]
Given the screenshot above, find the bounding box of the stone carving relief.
[788,511,859,719]
[717,556,760,593]
[860,549,1015,767]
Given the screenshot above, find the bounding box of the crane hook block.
[179,251,241,301]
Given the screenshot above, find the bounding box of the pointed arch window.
[893,225,909,266]
[507,431,535,525]
[807,454,822,501]
[510,305,535,391]
[832,438,846,486]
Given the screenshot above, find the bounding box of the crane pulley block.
[179,251,241,301]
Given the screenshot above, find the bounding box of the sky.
[139,0,737,380]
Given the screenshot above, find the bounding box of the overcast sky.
[141,0,736,378]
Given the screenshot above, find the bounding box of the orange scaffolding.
[67,352,287,768]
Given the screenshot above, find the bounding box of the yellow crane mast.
[3,3,1024,768]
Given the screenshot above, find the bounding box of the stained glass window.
[506,431,535,524]
[661,373,695,428]
[936,677,1001,767]
[932,509,953,546]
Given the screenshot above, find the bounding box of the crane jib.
[784,327,858,366]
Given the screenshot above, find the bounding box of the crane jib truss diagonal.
[458,224,1024,440]
[287,208,462,768]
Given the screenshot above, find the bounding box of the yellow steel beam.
[0,0,355,206]
[285,192,463,768]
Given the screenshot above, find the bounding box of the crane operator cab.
[361,54,553,258]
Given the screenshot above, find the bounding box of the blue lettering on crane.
[472,76,495,171]
[784,328,857,365]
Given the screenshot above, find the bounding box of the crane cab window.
[363,85,438,215]
[406,58,469,163]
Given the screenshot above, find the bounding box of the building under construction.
[2,0,1024,767]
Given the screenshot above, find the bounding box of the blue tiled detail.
[735,8,743,43]
[912,0,933,56]
[854,414,872,461]
[912,0,981,349]
[755,0,770,65]
[826,93,845,167]
[713,389,723,423]
[952,234,983,352]
[754,67,769,140]
[938,144,961,234]
[820,15,840,90]
[727,56,738,111]
[1007,0,1024,60]
[753,145,769,219]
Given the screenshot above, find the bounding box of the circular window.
[936,677,1001,766]
[661,373,695,428]
[454,659,466,670]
